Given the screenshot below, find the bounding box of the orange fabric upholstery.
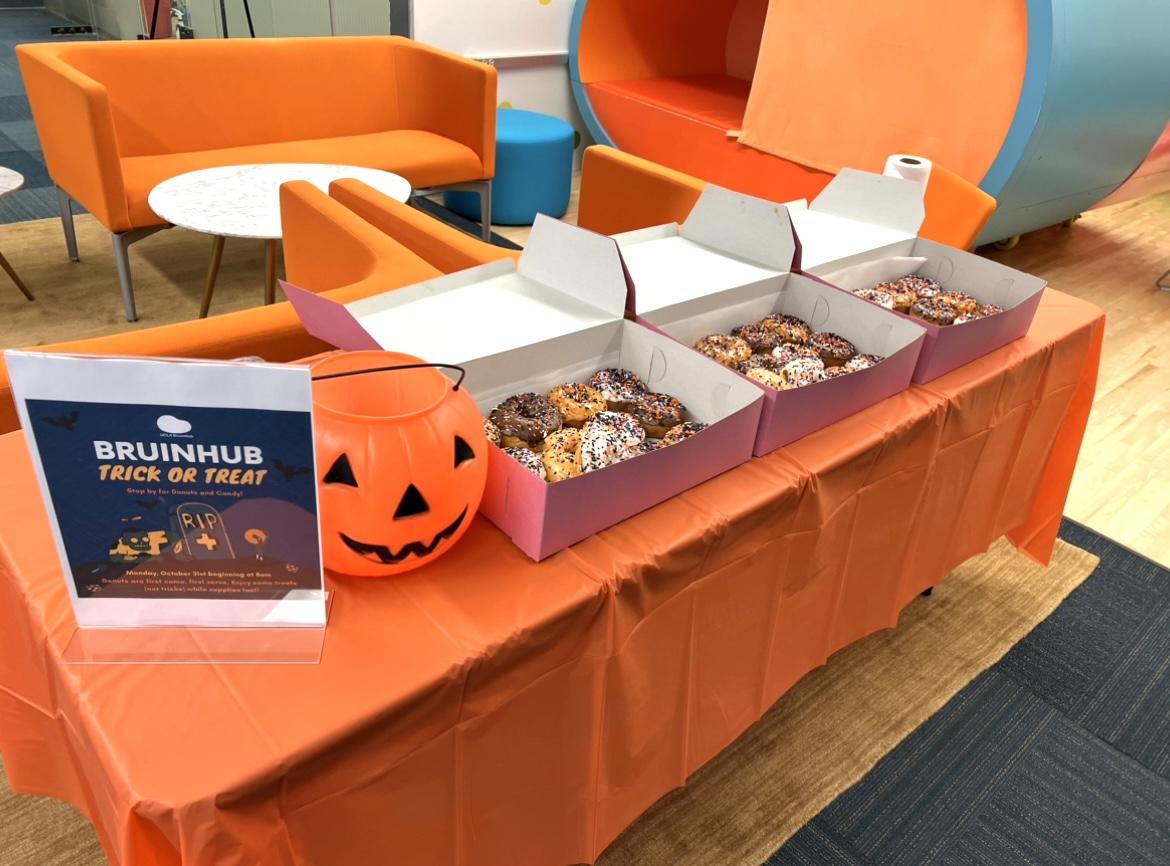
[17,37,497,233]
[577,145,997,251]
[0,183,516,434]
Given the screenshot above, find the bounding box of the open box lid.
[613,185,797,318]
[788,168,927,273]
[283,215,630,362]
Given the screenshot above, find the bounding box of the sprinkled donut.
[578,411,645,473]
[694,334,752,368]
[541,429,582,482]
[490,393,562,450]
[809,331,855,367]
[771,343,821,365]
[587,368,647,411]
[782,358,827,389]
[662,421,708,445]
[759,313,812,344]
[874,282,917,312]
[548,383,607,428]
[738,354,785,375]
[981,303,1005,316]
[911,298,957,326]
[483,417,501,446]
[823,366,850,379]
[630,392,686,438]
[635,438,664,455]
[844,353,884,373]
[505,446,547,480]
[939,290,979,315]
[746,366,785,390]
[731,323,783,353]
[893,275,942,299]
[851,287,894,310]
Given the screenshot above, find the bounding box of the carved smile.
[340,507,468,565]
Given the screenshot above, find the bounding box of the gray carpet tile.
[765,520,1170,866]
[0,119,38,152]
[0,185,62,222]
[0,149,47,187]
[0,93,30,122]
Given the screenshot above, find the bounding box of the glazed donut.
[911,298,957,326]
[782,358,827,389]
[490,393,562,450]
[746,366,785,390]
[851,287,895,310]
[893,275,942,299]
[759,313,812,344]
[662,421,708,446]
[578,411,645,473]
[731,322,783,353]
[505,446,547,480]
[771,343,821,365]
[541,429,582,482]
[635,438,664,455]
[548,383,607,428]
[630,392,686,438]
[844,353,884,373]
[809,331,856,367]
[939,290,979,315]
[587,368,647,411]
[483,417,501,447]
[874,282,917,312]
[694,334,752,368]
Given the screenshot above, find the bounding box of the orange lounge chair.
[0,182,518,435]
[17,36,498,321]
[576,145,997,251]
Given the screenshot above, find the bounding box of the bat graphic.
[273,458,310,481]
[44,410,80,431]
[137,498,162,510]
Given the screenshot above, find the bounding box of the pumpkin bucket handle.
[312,362,467,391]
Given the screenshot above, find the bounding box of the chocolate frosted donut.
[844,353,884,372]
[893,275,942,299]
[490,393,562,449]
[588,368,647,410]
[635,438,664,455]
[911,298,957,326]
[731,322,783,353]
[771,343,821,365]
[738,353,785,374]
[694,334,752,368]
[662,421,707,446]
[630,392,686,439]
[782,358,827,389]
[809,331,855,367]
[578,411,645,473]
[851,287,895,309]
[505,446,547,480]
[549,383,607,428]
[759,313,812,344]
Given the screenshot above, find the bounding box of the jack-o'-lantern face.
[311,352,488,578]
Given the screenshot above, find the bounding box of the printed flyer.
[6,351,325,627]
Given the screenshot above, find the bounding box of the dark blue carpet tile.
[0,148,47,187]
[766,521,1170,866]
[0,119,40,151]
[0,185,65,222]
[0,93,29,122]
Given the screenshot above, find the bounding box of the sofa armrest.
[577,146,706,236]
[16,44,130,232]
[329,179,518,272]
[392,39,498,180]
[920,162,998,250]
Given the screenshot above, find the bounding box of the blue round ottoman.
[446,108,575,226]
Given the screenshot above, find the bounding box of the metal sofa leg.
[478,180,492,242]
[111,231,138,322]
[57,186,79,263]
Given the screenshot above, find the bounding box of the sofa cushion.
[123,130,485,229]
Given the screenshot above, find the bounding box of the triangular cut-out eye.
[454,435,476,466]
[324,454,358,487]
[394,484,430,519]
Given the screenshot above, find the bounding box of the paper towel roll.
[883,154,933,185]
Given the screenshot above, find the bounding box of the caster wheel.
[994,235,1021,251]
[1061,214,1082,228]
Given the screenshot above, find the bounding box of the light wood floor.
[0,183,1167,565]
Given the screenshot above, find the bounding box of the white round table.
[0,166,34,302]
[148,164,412,317]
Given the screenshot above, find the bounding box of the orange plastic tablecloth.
[0,290,1103,866]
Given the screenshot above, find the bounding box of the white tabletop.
[148,163,412,240]
[0,166,24,196]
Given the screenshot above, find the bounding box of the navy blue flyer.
[25,397,322,602]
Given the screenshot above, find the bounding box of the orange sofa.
[0,182,517,435]
[576,145,997,252]
[17,36,498,321]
